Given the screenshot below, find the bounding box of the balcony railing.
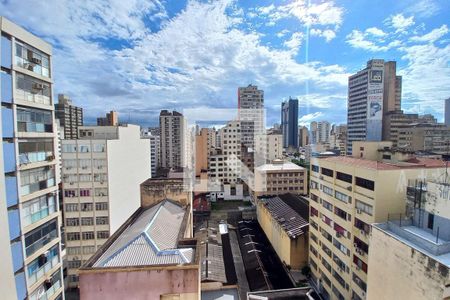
[23,204,56,227]
[29,279,61,300]
[15,90,51,106]
[27,255,59,286]
[25,230,58,257]
[19,152,54,165]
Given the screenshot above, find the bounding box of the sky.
[1,0,449,127]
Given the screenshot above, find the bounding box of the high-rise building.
[159,110,184,170]
[445,98,450,126]
[61,124,150,287]
[308,141,446,300]
[255,132,283,163]
[0,17,64,299]
[281,98,299,149]
[347,59,401,154]
[55,94,83,139]
[141,128,160,177]
[238,84,264,149]
[310,121,330,144]
[397,123,450,153]
[96,111,118,126]
[298,126,309,147]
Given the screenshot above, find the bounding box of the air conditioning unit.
[356,208,362,214]
[46,155,54,161]
[33,82,44,90]
[347,186,352,191]
[360,229,365,236]
[31,57,42,64]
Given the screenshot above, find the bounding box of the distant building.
[397,123,450,153]
[97,111,118,126]
[238,85,264,149]
[367,180,450,300]
[446,98,450,126]
[310,121,330,144]
[61,124,150,287]
[281,98,299,149]
[79,199,199,300]
[255,132,283,163]
[141,129,160,177]
[256,194,309,270]
[55,94,83,139]
[253,160,308,197]
[298,126,309,147]
[159,110,184,170]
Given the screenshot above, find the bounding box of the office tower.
[310,121,318,144]
[330,125,347,155]
[367,180,450,300]
[281,98,299,149]
[445,98,450,126]
[310,121,330,144]
[96,111,118,126]
[55,94,83,139]
[238,84,264,149]
[298,126,309,147]
[347,59,400,154]
[0,17,64,299]
[308,141,446,300]
[61,124,150,287]
[159,110,184,170]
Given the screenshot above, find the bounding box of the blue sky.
[1,0,449,127]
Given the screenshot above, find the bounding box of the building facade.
[159,110,184,170]
[96,111,118,126]
[54,94,83,139]
[141,128,159,177]
[299,126,309,147]
[238,85,264,149]
[281,98,299,149]
[61,124,150,287]
[0,17,64,300]
[308,144,446,300]
[446,98,450,127]
[255,132,283,163]
[397,123,450,153]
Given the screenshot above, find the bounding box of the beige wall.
[367,226,450,300]
[195,129,208,177]
[140,179,191,208]
[254,168,307,197]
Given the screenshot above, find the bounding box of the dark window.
[311,165,319,173]
[336,172,352,183]
[355,177,374,191]
[428,213,434,230]
[382,154,391,160]
[321,167,334,177]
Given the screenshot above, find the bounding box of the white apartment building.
[159,110,184,170]
[0,17,64,300]
[61,124,150,287]
[141,129,159,177]
[238,85,264,149]
[255,133,283,163]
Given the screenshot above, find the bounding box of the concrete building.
[298,126,309,147]
[308,142,447,300]
[140,129,160,178]
[96,111,118,126]
[255,132,283,163]
[238,85,264,149]
[256,194,309,270]
[446,98,450,127]
[159,110,184,170]
[54,94,83,139]
[61,124,150,287]
[310,121,330,145]
[281,98,299,149]
[397,123,450,153]
[347,59,401,154]
[79,199,199,300]
[253,160,308,198]
[329,125,347,156]
[367,180,450,300]
[0,17,64,300]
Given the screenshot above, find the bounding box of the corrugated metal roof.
[93,200,193,267]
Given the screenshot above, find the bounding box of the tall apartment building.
[54,94,83,139]
[347,59,401,154]
[308,141,446,300]
[141,129,159,177]
[96,111,118,126]
[0,17,64,300]
[281,98,299,149]
[330,125,347,156]
[255,132,283,163]
[61,124,150,287]
[397,123,450,153]
[238,84,264,149]
[367,180,450,300]
[299,126,309,147]
[159,110,184,170]
[310,121,330,144]
[445,98,450,126]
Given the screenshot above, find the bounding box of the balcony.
[29,279,61,300]
[27,255,59,286]
[23,203,56,227]
[19,151,54,165]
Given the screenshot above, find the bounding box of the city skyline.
[0,0,449,128]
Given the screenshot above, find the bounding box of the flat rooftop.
[256,160,305,172]
[86,199,194,268]
[317,156,446,170]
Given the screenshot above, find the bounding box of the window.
[354,218,371,235]
[311,165,319,173]
[354,236,369,254]
[15,41,50,77]
[66,218,79,226]
[66,233,80,241]
[335,206,348,221]
[82,232,95,240]
[353,273,367,292]
[355,177,375,191]
[353,255,368,273]
[333,238,350,256]
[65,204,78,212]
[95,202,108,211]
[96,217,109,225]
[311,207,319,217]
[67,247,81,255]
[428,213,434,230]
[322,199,333,212]
[17,107,52,133]
[24,219,58,256]
[62,144,77,153]
[335,191,351,203]
[323,185,333,196]
[310,180,319,190]
[67,260,81,269]
[78,145,90,153]
[79,174,92,182]
[64,189,77,197]
[336,172,352,183]
[81,217,93,226]
[94,173,107,182]
[18,139,53,164]
[79,189,91,197]
[15,73,51,105]
[93,143,105,152]
[356,200,373,216]
[95,188,108,197]
[22,194,56,226]
[80,203,93,211]
[79,159,91,169]
[83,246,96,254]
[321,167,334,177]
[20,166,55,196]
[97,231,109,239]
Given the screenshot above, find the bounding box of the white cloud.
[284,32,304,52]
[389,14,415,33]
[346,30,389,52]
[406,0,441,18]
[366,27,386,37]
[310,29,336,42]
[410,25,449,43]
[298,112,324,126]
[276,29,290,38]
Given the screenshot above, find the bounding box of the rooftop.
[87,199,194,268]
[256,160,305,172]
[317,156,446,170]
[259,195,309,239]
